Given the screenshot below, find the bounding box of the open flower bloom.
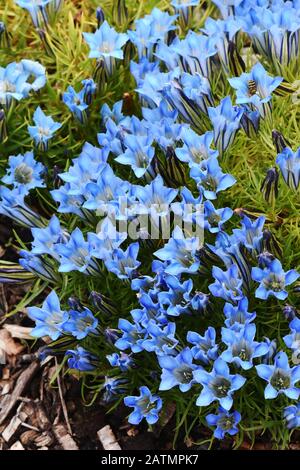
[251,259,299,300]
[228,62,282,118]
[256,351,300,399]
[194,358,246,410]
[124,386,162,425]
[206,407,241,439]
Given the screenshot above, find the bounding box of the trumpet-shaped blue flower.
[62,86,88,124]
[284,403,300,429]
[83,164,129,212]
[208,96,243,154]
[251,259,299,300]
[187,327,219,365]
[276,146,300,191]
[221,324,269,369]
[82,78,97,105]
[283,317,300,352]
[102,377,128,403]
[154,226,200,276]
[142,320,178,356]
[2,151,45,193]
[106,352,133,371]
[175,129,218,168]
[190,157,236,200]
[158,275,193,316]
[66,346,97,372]
[55,228,98,275]
[115,134,155,178]
[194,358,246,409]
[171,31,216,77]
[62,308,98,340]
[30,215,67,258]
[124,386,162,425]
[15,0,51,27]
[115,318,147,353]
[158,347,199,392]
[209,264,244,303]
[256,351,300,399]
[0,186,42,228]
[28,290,68,340]
[223,297,256,330]
[83,21,128,74]
[206,407,241,440]
[228,62,282,118]
[204,200,233,233]
[19,251,59,282]
[28,106,62,151]
[233,215,265,253]
[105,242,140,280]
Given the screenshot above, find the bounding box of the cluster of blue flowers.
[3,0,300,443]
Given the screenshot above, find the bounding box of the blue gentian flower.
[284,403,300,429]
[81,78,97,105]
[190,157,236,200]
[256,351,300,399]
[201,17,241,72]
[154,226,200,276]
[55,228,99,275]
[62,86,88,124]
[0,186,42,228]
[233,215,265,253]
[134,175,178,229]
[158,275,193,317]
[180,72,213,115]
[101,100,125,125]
[27,290,68,340]
[28,106,62,151]
[142,320,178,356]
[124,386,162,425]
[171,0,199,26]
[2,151,45,194]
[221,324,269,369]
[83,21,128,74]
[209,264,244,303]
[206,407,241,439]
[115,134,155,178]
[283,317,300,352]
[30,215,67,258]
[19,250,59,282]
[158,347,199,392]
[128,8,177,59]
[102,377,128,403]
[261,337,277,365]
[187,327,219,365]
[208,96,243,154]
[171,31,217,77]
[105,242,141,280]
[228,62,283,118]
[115,318,147,353]
[15,0,51,27]
[251,259,299,300]
[223,297,256,330]
[212,0,242,19]
[106,352,133,371]
[175,129,218,168]
[204,200,233,233]
[62,308,98,340]
[194,358,246,409]
[276,146,300,191]
[83,164,129,212]
[66,346,97,372]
